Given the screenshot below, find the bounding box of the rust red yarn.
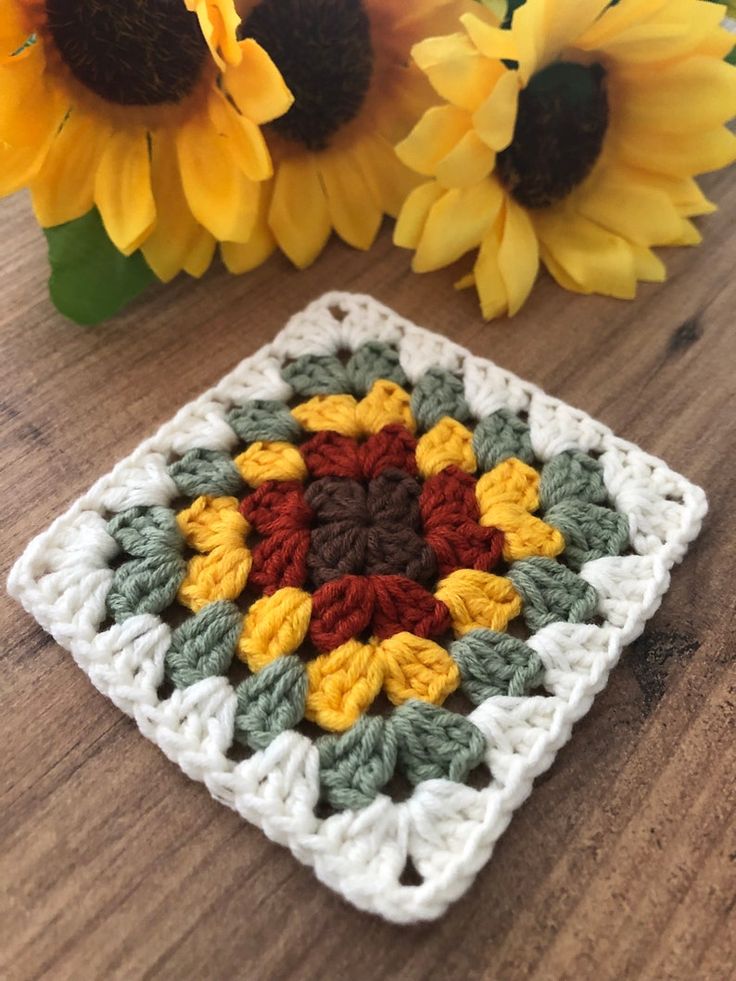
[240,480,313,532]
[249,528,311,594]
[360,424,418,478]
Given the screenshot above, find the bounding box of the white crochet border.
[8,292,707,923]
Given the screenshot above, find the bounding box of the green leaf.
[44,209,156,326]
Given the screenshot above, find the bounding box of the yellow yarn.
[476,458,540,513]
[485,503,565,561]
[237,587,312,672]
[291,394,361,438]
[234,441,307,487]
[177,495,248,552]
[355,380,416,434]
[178,543,252,612]
[435,569,522,635]
[379,631,460,705]
[475,458,564,561]
[416,417,477,477]
[176,496,252,611]
[305,639,384,731]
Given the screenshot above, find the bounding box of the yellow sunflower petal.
[476,458,540,513]
[0,3,28,55]
[435,129,496,188]
[234,441,307,486]
[0,46,65,148]
[615,125,736,178]
[435,569,522,636]
[574,0,668,48]
[412,179,503,273]
[416,417,477,477]
[318,147,383,250]
[224,38,293,124]
[178,542,252,612]
[395,104,473,178]
[575,169,684,246]
[177,108,259,242]
[185,0,242,68]
[306,639,384,731]
[354,133,420,218]
[617,58,736,133]
[411,31,502,111]
[142,133,205,283]
[379,632,459,706]
[291,394,360,437]
[208,87,272,182]
[94,129,156,255]
[237,588,312,672]
[183,227,217,278]
[512,0,610,79]
[472,69,520,152]
[221,182,276,274]
[394,180,446,250]
[460,13,520,62]
[536,210,638,298]
[356,380,415,433]
[269,153,331,267]
[498,197,539,315]
[30,112,108,227]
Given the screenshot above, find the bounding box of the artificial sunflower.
[394,0,736,319]
[221,0,481,273]
[0,0,293,281]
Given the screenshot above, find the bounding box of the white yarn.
[7,292,707,923]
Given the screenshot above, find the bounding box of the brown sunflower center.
[240,0,373,151]
[496,61,609,209]
[44,0,208,105]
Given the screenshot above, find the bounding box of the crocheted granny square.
[9,292,706,922]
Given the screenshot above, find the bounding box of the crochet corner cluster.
[106,339,628,811]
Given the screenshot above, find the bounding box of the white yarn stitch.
[7,292,707,923]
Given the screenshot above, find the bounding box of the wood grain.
[1,167,734,981]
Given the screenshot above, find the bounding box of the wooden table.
[2,169,734,981]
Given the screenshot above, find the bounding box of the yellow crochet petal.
[305,639,384,732]
[234,441,307,486]
[237,587,312,672]
[416,418,477,477]
[475,458,540,514]
[482,504,565,561]
[291,394,361,438]
[178,542,252,612]
[379,632,460,706]
[435,569,522,636]
[355,379,415,434]
[176,495,248,552]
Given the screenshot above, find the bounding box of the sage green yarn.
[539,450,607,510]
[318,716,398,811]
[411,367,470,430]
[346,341,407,394]
[169,448,243,497]
[106,554,187,622]
[507,556,599,632]
[107,506,183,559]
[545,500,630,571]
[473,408,535,470]
[165,600,242,688]
[227,399,301,444]
[391,701,486,785]
[282,353,350,396]
[234,655,308,751]
[450,629,544,704]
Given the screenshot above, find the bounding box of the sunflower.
[221,0,481,274]
[394,0,736,319]
[0,0,293,281]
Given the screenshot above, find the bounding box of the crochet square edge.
[7,291,708,922]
